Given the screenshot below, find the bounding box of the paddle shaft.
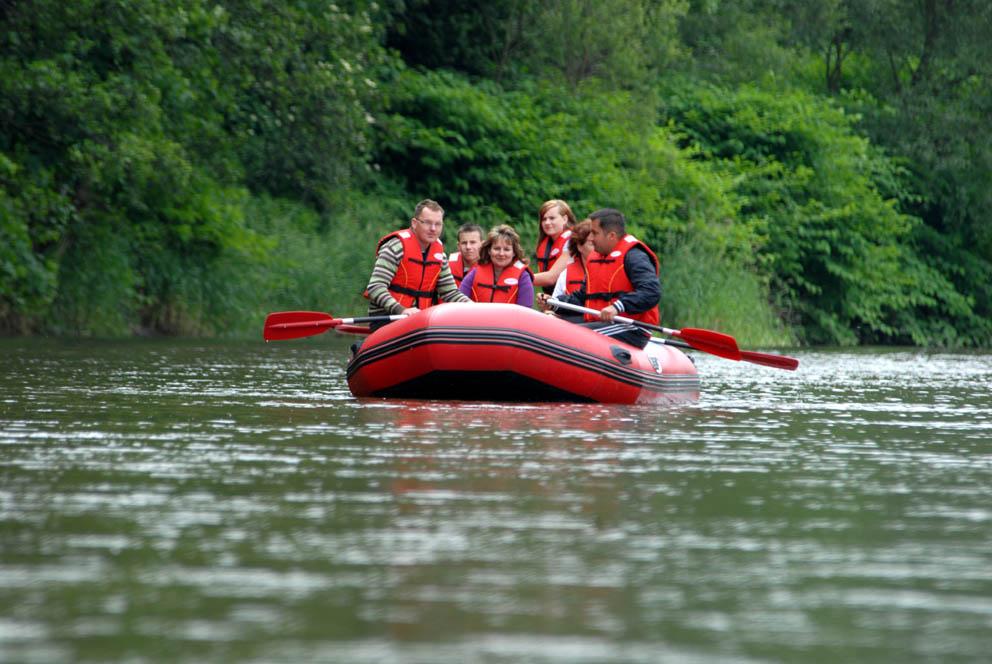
[546,298,741,360]
[546,298,662,334]
[548,298,798,370]
[336,314,406,325]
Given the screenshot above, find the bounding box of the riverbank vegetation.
[2,0,990,346]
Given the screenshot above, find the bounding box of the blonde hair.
[479,224,529,266]
[537,199,577,242]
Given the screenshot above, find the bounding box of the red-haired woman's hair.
[568,220,593,259]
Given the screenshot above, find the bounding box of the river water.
[1,337,990,663]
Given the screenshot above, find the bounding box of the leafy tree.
[669,0,992,345]
[208,0,391,208]
[3,0,988,346]
[386,0,686,90]
[374,69,746,250]
[0,0,390,334]
[384,0,542,81]
[527,0,686,90]
[662,82,985,345]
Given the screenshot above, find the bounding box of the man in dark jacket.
[542,208,660,349]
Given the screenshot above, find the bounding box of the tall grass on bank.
[231,193,410,338]
[660,238,796,348]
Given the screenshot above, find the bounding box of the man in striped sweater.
[365,199,471,331]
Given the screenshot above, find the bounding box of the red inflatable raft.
[346,303,699,403]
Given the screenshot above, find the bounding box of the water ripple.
[1,340,990,661]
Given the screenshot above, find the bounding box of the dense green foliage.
[2,0,989,345]
[661,83,983,345]
[1,0,388,334]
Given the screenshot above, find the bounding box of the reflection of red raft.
[347,303,699,404]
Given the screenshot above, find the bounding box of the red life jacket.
[448,252,472,288]
[534,229,572,272]
[584,234,659,325]
[373,230,446,309]
[470,260,533,304]
[564,257,586,294]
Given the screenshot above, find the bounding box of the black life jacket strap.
[586,290,626,300]
[406,256,442,267]
[389,283,435,299]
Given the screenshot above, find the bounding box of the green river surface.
[1,337,990,663]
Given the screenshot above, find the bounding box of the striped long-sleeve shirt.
[366,237,470,317]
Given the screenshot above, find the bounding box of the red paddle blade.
[676,327,742,360]
[263,311,336,341]
[334,324,372,336]
[740,350,799,371]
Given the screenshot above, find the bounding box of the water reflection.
[1,339,991,662]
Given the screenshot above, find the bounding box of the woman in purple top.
[458,225,535,307]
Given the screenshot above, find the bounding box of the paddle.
[650,338,799,371]
[263,311,405,341]
[334,323,372,336]
[733,348,798,370]
[548,298,742,360]
[548,298,798,370]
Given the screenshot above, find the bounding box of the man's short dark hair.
[414,199,444,218]
[457,223,484,240]
[589,208,625,235]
